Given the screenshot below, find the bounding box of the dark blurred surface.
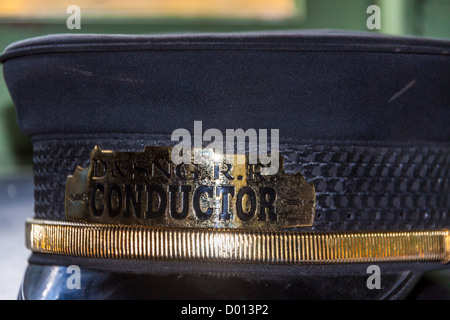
[0,176,33,299]
[407,269,450,300]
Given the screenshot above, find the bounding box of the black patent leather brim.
[20,254,446,300]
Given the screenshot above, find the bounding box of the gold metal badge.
[65,146,316,229]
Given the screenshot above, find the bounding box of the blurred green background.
[0,0,449,178]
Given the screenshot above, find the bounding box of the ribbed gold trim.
[26,219,450,264]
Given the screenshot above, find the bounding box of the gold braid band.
[26,219,450,264]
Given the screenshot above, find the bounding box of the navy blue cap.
[1,31,449,142]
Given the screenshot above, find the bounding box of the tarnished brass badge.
[65,146,315,229]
